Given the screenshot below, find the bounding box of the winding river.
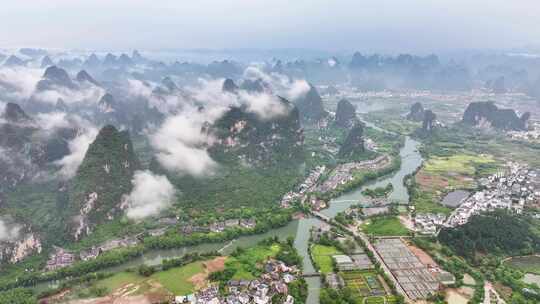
[35,128,423,304]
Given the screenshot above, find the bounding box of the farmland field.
[340,270,388,303]
[412,152,498,214]
[91,258,221,297]
[151,261,206,295]
[94,272,145,292]
[504,256,540,275]
[225,243,281,280]
[361,216,409,236]
[365,296,386,304]
[311,244,343,274]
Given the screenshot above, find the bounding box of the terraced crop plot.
[365,274,382,290]
[385,295,400,304]
[341,270,387,302]
[365,296,386,304]
[344,275,371,296]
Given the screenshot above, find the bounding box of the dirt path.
[407,243,437,267]
[189,256,227,290]
[484,281,506,304]
[377,274,392,294]
[38,289,71,303]
[205,256,227,272]
[58,257,227,304]
[399,215,415,231]
[68,278,169,304]
[67,295,153,304]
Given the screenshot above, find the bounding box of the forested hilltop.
[439,210,540,262]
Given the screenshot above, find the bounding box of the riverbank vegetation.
[309,121,405,202]
[145,209,294,250]
[362,183,393,199]
[0,119,403,296]
[0,207,296,293]
[35,238,307,303]
[0,288,36,304]
[318,154,402,202]
[34,251,219,303]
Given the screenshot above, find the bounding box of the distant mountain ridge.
[295,84,328,123]
[462,101,529,131]
[338,123,365,158]
[335,98,357,128]
[0,103,75,190]
[406,102,425,122]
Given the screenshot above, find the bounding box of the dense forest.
[438,210,540,262]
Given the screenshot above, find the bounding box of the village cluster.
[316,155,391,193]
[280,153,391,210]
[174,259,300,304]
[508,120,540,143]
[46,236,139,270]
[177,219,257,235]
[412,213,447,235]
[280,165,326,208]
[45,217,258,271]
[412,163,540,235]
[445,163,540,228]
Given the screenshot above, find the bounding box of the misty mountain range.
[3,48,540,97]
[0,46,538,265]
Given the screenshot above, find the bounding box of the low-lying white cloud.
[150,68,308,176]
[35,111,72,130]
[127,78,189,114]
[243,66,310,100]
[187,77,289,120]
[186,78,237,108]
[126,78,153,98]
[0,65,105,106]
[126,170,176,220]
[238,91,287,119]
[54,116,98,179]
[285,79,310,100]
[151,107,220,176]
[32,84,105,105]
[0,219,21,242]
[0,66,42,101]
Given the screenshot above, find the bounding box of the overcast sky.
[1,0,539,53]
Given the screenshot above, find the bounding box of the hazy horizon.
[1,0,539,53]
